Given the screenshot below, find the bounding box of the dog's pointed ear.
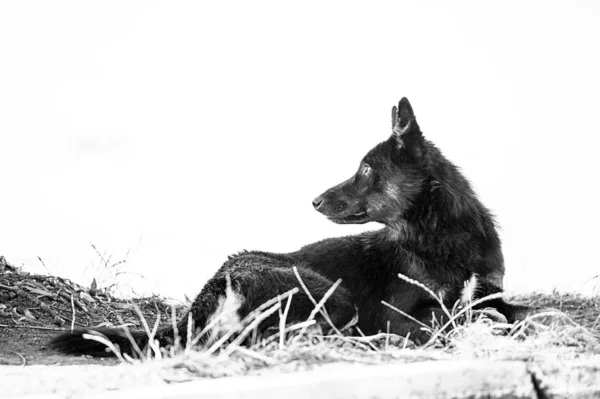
[392,97,416,138]
[391,98,422,158]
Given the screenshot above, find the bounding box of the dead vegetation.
[147,270,600,381]
[1,254,599,382]
[0,255,186,335]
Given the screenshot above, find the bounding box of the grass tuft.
[74,275,600,381]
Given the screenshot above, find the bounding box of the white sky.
[1,1,599,299]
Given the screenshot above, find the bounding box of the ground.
[1,258,600,398]
[1,262,599,366]
[0,260,186,366]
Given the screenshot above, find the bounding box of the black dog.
[51,97,531,356]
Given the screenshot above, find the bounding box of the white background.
[1,1,599,299]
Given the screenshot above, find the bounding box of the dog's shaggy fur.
[50,97,531,356]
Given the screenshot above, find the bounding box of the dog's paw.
[474,308,508,324]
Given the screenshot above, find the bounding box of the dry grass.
[99,271,600,382]
[0,259,187,332]
[2,254,599,380]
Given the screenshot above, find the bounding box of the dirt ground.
[1,258,599,367]
[0,258,185,366]
[0,326,119,366]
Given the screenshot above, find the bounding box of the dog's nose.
[312,196,323,210]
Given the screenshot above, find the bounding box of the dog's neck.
[383,163,500,254]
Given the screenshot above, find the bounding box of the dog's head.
[313,97,426,226]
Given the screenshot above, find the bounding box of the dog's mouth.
[326,211,370,224]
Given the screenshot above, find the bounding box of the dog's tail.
[472,278,537,323]
[493,299,538,323]
[49,325,176,357]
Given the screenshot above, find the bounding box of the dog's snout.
[312,196,324,210]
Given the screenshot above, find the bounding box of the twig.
[186,312,194,353]
[116,314,146,360]
[11,351,27,367]
[294,278,344,342]
[57,291,89,313]
[254,320,316,348]
[291,267,318,306]
[316,331,379,352]
[227,345,276,365]
[131,302,152,338]
[352,331,392,342]
[171,305,180,351]
[189,309,234,348]
[386,321,390,351]
[202,287,298,354]
[81,332,126,362]
[291,267,344,342]
[402,332,412,349]
[354,327,382,352]
[131,302,161,358]
[191,287,301,349]
[102,311,116,323]
[219,303,282,356]
[397,272,455,329]
[37,257,50,275]
[70,294,76,331]
[147,304,162,359]
[381,301,432,332]
[0,324,67,331]
[122,353,136,363]
[244,288,300,322]
[279,292,294,350]
[423,292,505,348]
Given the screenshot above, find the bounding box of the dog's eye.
[361,164,371,174]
